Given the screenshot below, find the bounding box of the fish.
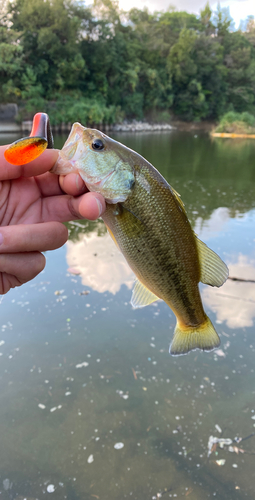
[50,122,229,356]
[4,113,228,356]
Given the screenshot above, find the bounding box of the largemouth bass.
[51,123,229,356]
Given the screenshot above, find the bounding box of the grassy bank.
[213,112,255,135]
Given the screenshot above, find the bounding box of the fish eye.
[92,138,104,151]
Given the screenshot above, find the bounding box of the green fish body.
[52,123,228,355]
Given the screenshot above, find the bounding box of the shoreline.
[211,132,255,139]
[0,119,216,135]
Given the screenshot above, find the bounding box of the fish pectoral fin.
[169,316,220,356]
[131,280,160,308]
[196,237,229,287]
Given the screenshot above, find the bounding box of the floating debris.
[114,442,124,450]
[3,479,11,491]
[232,463,238,468]
[215,424,222,433]
[214,349,226,358]
[228,446,245,454]
[208,436,232,457]
[218,439,233,448]
[38,404,46,410]
[234,436,243,443]
[47,484,55,493]
[116,389,129,400]
[87,454,94,463]
[215,459,226,466]
[75,362,89,368]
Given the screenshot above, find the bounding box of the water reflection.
[66,228,134,294]
[203,254,255,329]
[195,207,231,237]
[65,200,255,347]
[0,130,255,500]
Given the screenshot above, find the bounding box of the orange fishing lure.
[4,112,53,165]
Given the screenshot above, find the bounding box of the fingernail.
[0,233,3,245]
[96,198,103,217]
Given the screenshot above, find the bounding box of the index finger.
[0,145,59,180]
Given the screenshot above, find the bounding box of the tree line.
[1,0,255,125]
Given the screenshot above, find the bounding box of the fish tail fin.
[169,316,220,356]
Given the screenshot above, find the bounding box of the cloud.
[119,0,254,30]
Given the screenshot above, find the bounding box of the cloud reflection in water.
[202,254,255,329]
[66,230,135,294]
[66,209,255,331]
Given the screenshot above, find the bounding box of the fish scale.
[102,163,205,329]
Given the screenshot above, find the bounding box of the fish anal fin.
[169,316,220,356]
[196,237,229,287]
[131,280,160,308]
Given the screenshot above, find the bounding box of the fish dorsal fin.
[131,280,160,308]
[170,186,186,213]
[196,237,229,287]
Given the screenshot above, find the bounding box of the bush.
[215,111,255,133]
[18,94,124,126]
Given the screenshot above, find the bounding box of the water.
[0,130,255,499]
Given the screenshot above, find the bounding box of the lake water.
[0,130,255,500]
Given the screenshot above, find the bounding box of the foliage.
[214,111,255,133]
[1,0,255,123]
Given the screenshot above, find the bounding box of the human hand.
[0,145,106,294]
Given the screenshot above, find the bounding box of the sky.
[118,0,255,30]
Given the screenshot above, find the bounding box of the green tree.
[0,3,23,101]
[9,0,88,95]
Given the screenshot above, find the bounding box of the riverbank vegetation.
[1,0,255,125]
[213,111,255,134]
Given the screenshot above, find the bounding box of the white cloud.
[118,0,255,30]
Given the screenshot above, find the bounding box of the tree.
[0,2,23,101]
[9,0,88,95]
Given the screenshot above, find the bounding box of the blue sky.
[118,0,255,30]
